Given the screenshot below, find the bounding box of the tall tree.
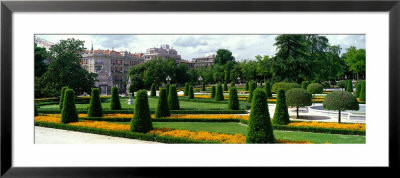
[34,43,48,77]
[214,49,235,65]
[342,46,366,80]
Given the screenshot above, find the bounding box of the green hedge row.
[38,109,247,114]
[34,121,218,144]
[79,117,241,123]
[239,119,365,135]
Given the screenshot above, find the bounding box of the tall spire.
[91,40,93,51]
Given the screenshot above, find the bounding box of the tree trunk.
[338,110,341,123]
[296,107,299,118]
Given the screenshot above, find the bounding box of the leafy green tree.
[272,89,290,125]
[246,89,275,143]
[337,80,346,90]
[215,83,224,101]
[38,38,97,97]
[301,81,311,90]
[247,81,257,103]
[150,83,156,96]
[155,88,171,118]
[255,55,271,82]
[359,80,366,101]
[228,87,239,110]
[214,49,234,65]
[59,87,68,110]
[130,90,153,133]
[110,86,121,110]
[286,88,312,118]
[87,88,103,117]
[168,85,180,110]
[61,89,78,123]
[272,82,300,93]
[342,46,366,80]
[307,83,323,104]
[211,85,216,98]
[323,91,359,123]
[34,43,48,77]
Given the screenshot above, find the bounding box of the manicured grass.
[117,122,365,144]
[39,98,228,110]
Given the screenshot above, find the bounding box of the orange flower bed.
[68,120,130,131]
[288,121,366,131]
[149,128,246,144]
[276,139,311,144]
[34,115,61,123]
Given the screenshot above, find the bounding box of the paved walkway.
[35,126,163,144]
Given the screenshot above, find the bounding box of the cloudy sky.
[36,34,365,61]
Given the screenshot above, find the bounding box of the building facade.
[142,44,181,63]
[193,54,215,68]
[81,49,145,95]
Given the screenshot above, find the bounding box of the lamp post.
[166,75,171,84]
[237,76,241,85]
[198,76,203,93]
[126,77,133,105]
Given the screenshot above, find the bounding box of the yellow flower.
[288,121,365,131]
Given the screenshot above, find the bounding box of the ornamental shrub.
[323,91,359,123]
[155,88,171,118]
[307,83,324,95]
[228,87,239,110]
[301,81,311,90]
[215,83,224,101]
[166,83,170,96]
[359,80,366,101]
[34,103,38,116]
[321,81,330,89]
[272,82,300,93]
[272,89,290,125]
[246,89,275,143]
[130,90,153,133]
[61,89,78,123]
[354,82,362,98]
[337,80,346,90]
[184,83,189,96]
[211,85,216,98]
[245,81,249,91]
[87,88,103,117]
[247,81,257,103]
[223,81,228,91]
[59,87,68,110]
[345,80,353,93]
[286,88,312,118]
[168,85,180,110]
[110,86,121,110]
[264,81,272,97]
[201,82,206,91]
[150,84,156,96]
[230,81,235,88]
[188,85,194,99]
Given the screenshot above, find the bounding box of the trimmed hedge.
[184,83,189,96]
[307,83,323,94]
[168,85,180,110]
[37,108,247,114]
[110,86,122,110]
[345,80,354,92]
[247,81,257,103]
[130,90,153,133]
[301,81,311,90]
[150,84,156,96]
[87,88,103,117]
[59,86,68,110]
[323,91,359,123]
[215,83,224,101]
[264,81,272,97]
[359,80,366,101]
[245,81,249,91]
[188,85,194,99]
[246,88,275,143]
[211,85,216,98]
[155,88,171,118]
[61,89,78,123]
[228,87,239,110]
[223,81,228,91]
[230,81,235,88]
[166,83,170,96]
[272,82,300,93]
[354,82,362,98]
[272,89,290,125]
[80,117,241,123]
[201,82,206,91]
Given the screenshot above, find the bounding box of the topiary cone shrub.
[354,82,362,98]
[211,85,216,98]
[130,90,153,133]
[245,81,249,91]
[286,88,312,119]
[110,86,122,110]
[166,83,170,96]
[59,86,68,110]
[247,81,257,103]
[34,103,38,116]
[359,80,366,101]
[301,81,311,90]
[184,83,189,96]
[168,85,180,110]
[230,81,235,88]
[150,84,156,97]
[61,89,78,123]
[228,87,239,110]
[215,83,224,101]
[246,88,275,143]
[223,81,228,91]
[272,89,290,125]
[188,85,194,99]
[345,80,354,93]
[155,88,171,118]
[201,82,206,91]
[264,81,272,97]
[323,91,359,123]
[87,88,103,117]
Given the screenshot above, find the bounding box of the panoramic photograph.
[34,34,366,144]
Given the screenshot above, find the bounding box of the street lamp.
[198,76,204,92]
[237,76,241,85]
[166,75,171,84]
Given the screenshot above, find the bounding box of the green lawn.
[118,122,365,144]
[39,98,228,110]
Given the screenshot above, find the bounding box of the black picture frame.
[1,0,399,177]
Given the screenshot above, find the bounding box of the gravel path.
[35,126,163,144]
